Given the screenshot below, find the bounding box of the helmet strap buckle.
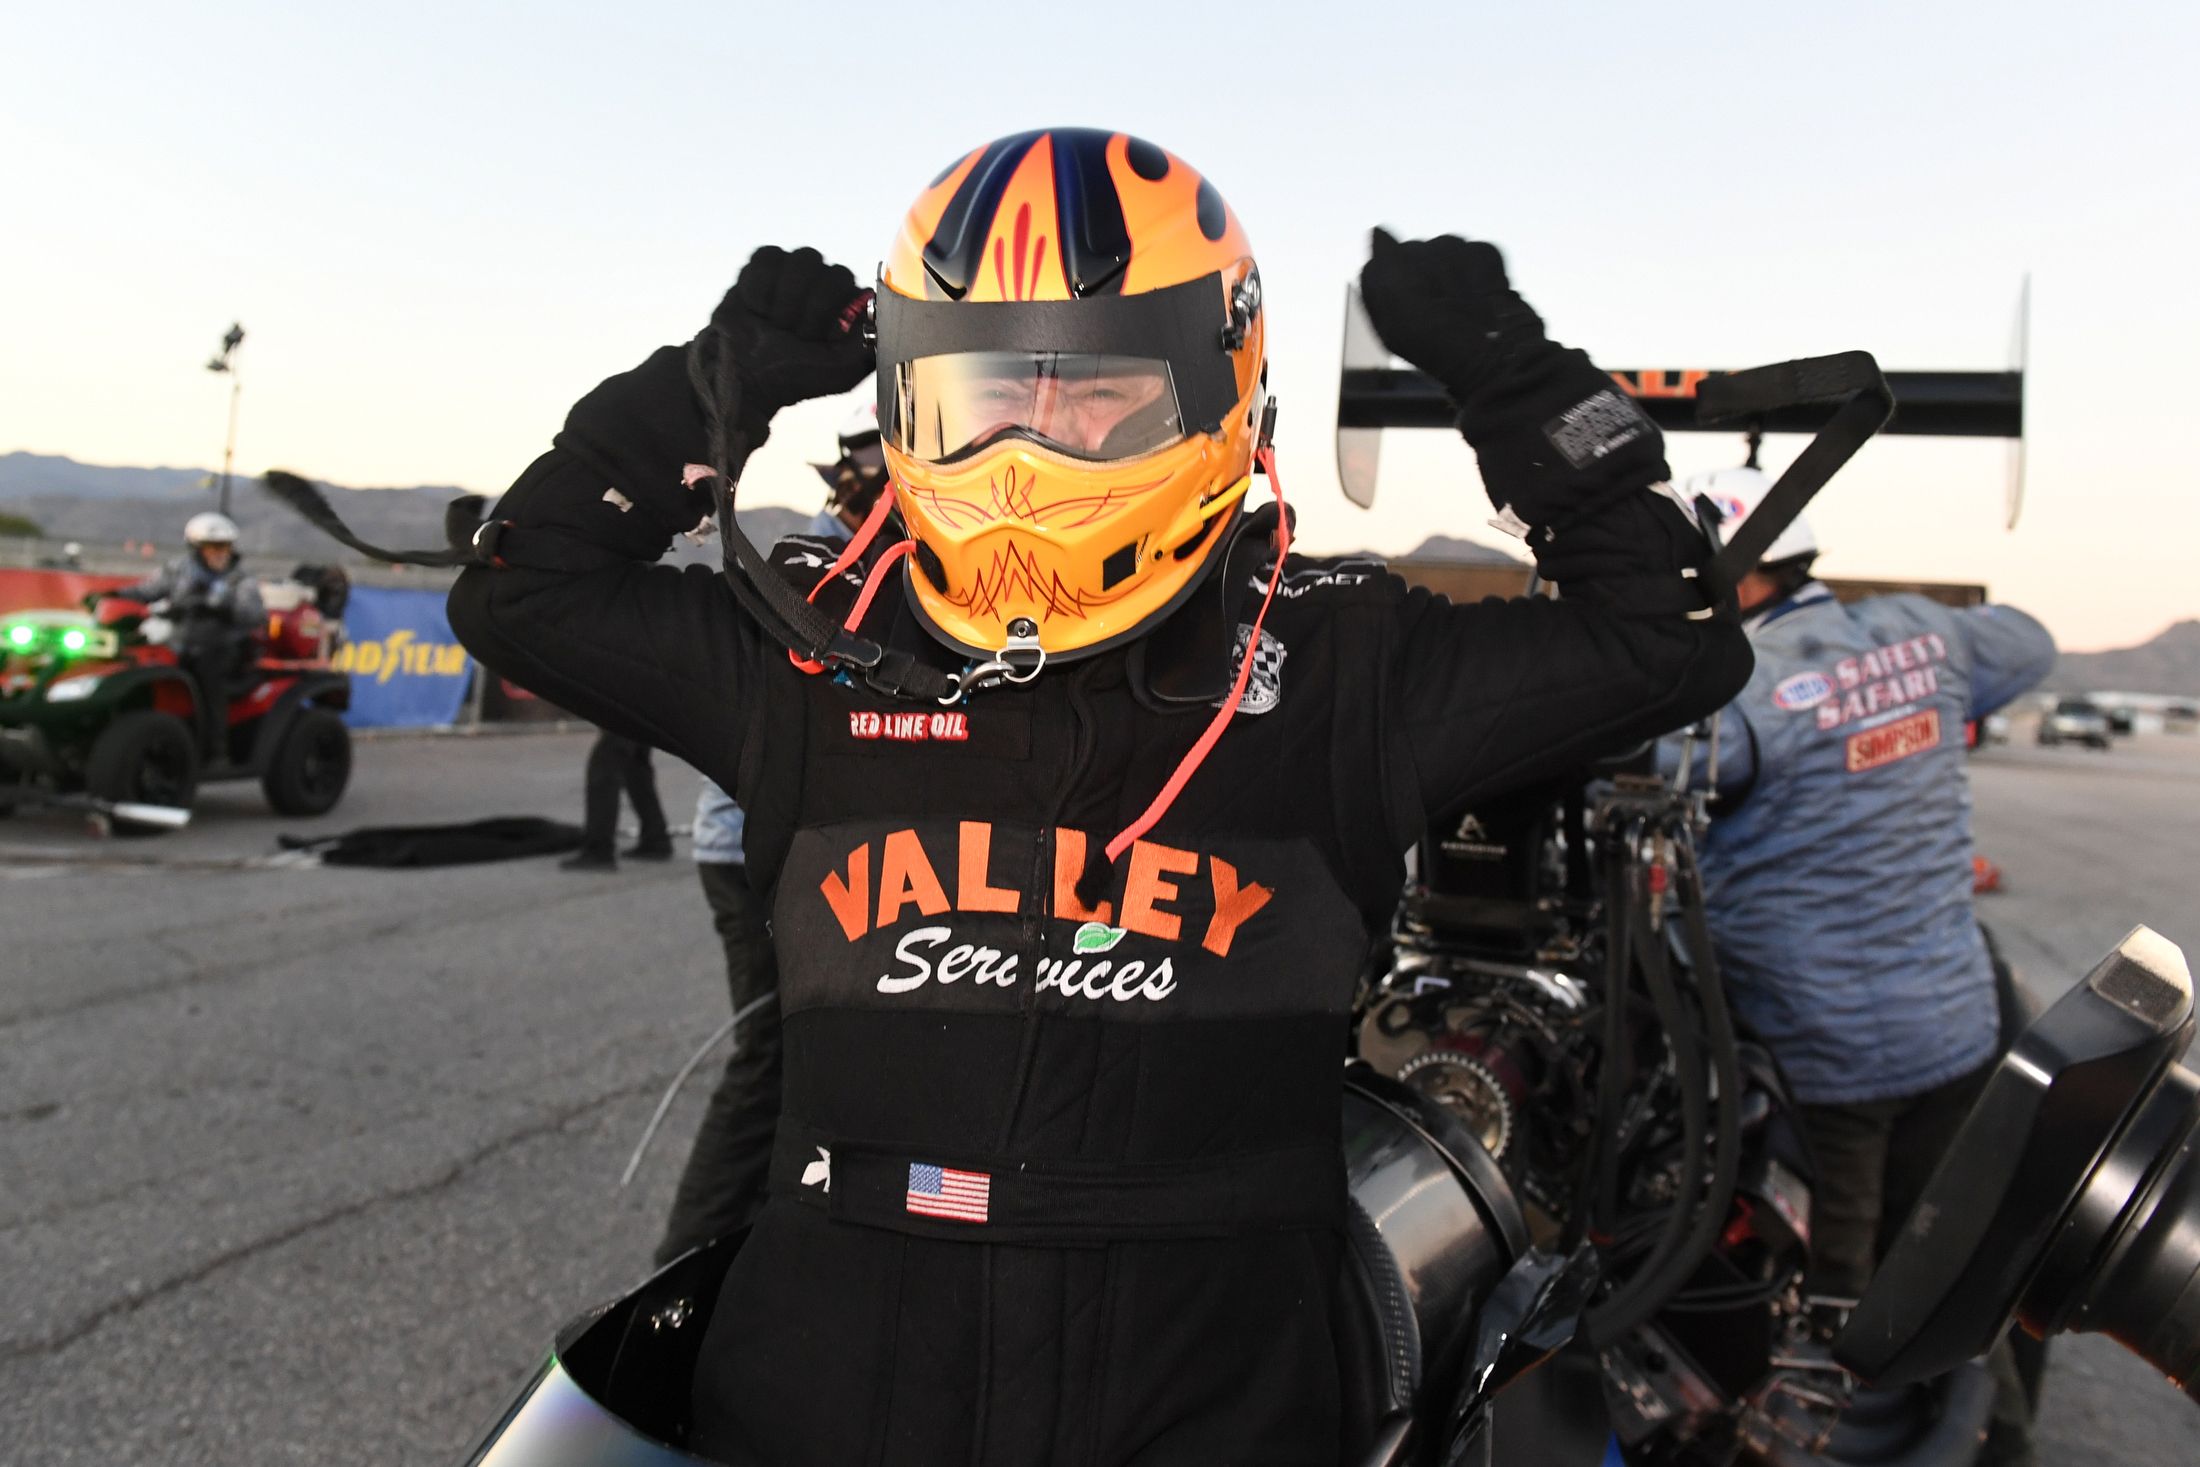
[938,621,1047,705]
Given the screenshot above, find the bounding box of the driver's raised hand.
[1356,226,1667,531]
[1357,228,1549,403]
[710,246,876,440]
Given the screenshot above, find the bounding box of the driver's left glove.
[1358,228,1668,535]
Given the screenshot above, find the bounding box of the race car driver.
[98,511,265,754]
[449,128,1750,1467]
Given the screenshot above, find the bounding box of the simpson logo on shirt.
[1846,707,1943,772]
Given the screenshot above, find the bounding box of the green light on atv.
[5,625,31,648]
[61,629,88,652]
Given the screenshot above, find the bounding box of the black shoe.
[623,840,675,861]
[560,850,617,872]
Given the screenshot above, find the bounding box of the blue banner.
[330,585,473,728]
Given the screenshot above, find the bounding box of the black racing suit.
[448,345,1750,1467]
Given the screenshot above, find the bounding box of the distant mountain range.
[5,451,1528,574]
[2045,619,2200,698]
[0,451,808,567]
[1396,533,1526,566]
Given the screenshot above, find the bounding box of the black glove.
[1358,229,1548,401]
[708,245,875,445]
[1358,228,1667,531]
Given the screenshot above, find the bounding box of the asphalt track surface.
[2,727,2195,1465]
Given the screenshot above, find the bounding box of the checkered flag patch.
[1218,624,1288,716]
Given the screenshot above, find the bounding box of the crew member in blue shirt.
[1668,467,2055,1463]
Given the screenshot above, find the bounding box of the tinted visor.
[891,352,1183,465]
[875,271,1246,467]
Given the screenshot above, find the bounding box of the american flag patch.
[906,1162,991,1224]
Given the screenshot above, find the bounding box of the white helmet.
[185,511,240,545]
[1680,466,1817,567]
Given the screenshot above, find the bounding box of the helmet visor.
[890,352,1184,466]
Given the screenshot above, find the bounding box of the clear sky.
[4,0,2193,650]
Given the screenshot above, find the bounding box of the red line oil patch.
[849,709,970,743]
[1845,708,1941,773]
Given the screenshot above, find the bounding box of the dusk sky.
[4,0,2193,649]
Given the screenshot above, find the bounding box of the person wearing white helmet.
[98,510,266,756]
[1664,464,2055,1463]
[1692,465,1820,578]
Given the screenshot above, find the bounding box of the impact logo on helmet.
[1772,671,1834,711]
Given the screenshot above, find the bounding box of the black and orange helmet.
[876,128,1265,662]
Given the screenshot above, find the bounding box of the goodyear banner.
[333,586,473,728]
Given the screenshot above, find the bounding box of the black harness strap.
[682,330,966,704]
[260,469,490,567]
[1694,351,1895,599]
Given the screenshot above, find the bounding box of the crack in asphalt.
[0,1025,696,1235]
[0,1073,666,1363]
[0,875,680,1033]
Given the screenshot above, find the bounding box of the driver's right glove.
[541,245,876,557]
[705,245,876,450]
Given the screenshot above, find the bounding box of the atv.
[0,570,353,833]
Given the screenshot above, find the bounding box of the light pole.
[206,323,245,516]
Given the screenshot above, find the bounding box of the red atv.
[0,570,353,833]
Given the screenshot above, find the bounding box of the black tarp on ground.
[279,814,582,867]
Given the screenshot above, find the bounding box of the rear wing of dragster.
[1335,283,2029,541]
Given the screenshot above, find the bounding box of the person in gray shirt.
[654,423,875,1260]
[657,777,781,1262]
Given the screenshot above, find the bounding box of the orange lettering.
[1050,828,1113,923]
[820,844,871,942]
[957,821,1019,914]
[1615,368,1710,399]
[1120,840,1198,942]
[1202,856,1273,957]
[877,828,950,927]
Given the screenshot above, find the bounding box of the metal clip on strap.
[938,629,1046,705]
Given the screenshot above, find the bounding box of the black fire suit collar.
[770,502,1283,712]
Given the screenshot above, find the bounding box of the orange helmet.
[876,128,1266,662]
